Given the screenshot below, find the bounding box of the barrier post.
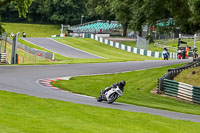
[157,78,163,94]
[16,54,19,64]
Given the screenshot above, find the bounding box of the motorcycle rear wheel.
[97,95,103,102]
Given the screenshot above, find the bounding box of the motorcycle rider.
[162,46,169,60]
[101,80,126,95]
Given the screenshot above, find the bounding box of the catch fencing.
[154,43,177,52]
[0,53,7,64]
[158,58,200,104]
[7,38,54,60]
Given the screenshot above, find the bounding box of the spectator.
[185,45,189,58]
[10,32,15,38]
[193,46,198,60]
[22,32,26,38]
[182,48,186,59]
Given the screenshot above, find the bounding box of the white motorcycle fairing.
[105,86,123,102]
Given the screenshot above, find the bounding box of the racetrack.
[23,38,102,58]
[1,59,200,122]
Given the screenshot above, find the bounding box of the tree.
[130,0,171,37]
[86,0,114,21]
[0,0,33,34]
[0,0,33,17]
[109,0,133,36]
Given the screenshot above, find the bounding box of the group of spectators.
[163,44,198,60]
[177,45,190,59]
[10,32,26,38]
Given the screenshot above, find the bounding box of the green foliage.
[0,0,33,18]
[86,0,114,20]
[0,23,5,34]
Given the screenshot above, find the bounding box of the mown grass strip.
[55,37,157,61]
[174,67,200,87]
[52,64,200,115]
[2,23,60,37]
[0,90,200,133]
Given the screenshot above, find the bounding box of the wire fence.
[0,34,8,54]
[7,38,54,61]
[0,33,54,64]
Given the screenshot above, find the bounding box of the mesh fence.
[0,34,7,54]
[136,36,149,50]
[7,38,54,60]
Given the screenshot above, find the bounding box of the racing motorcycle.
[162,50,169,60]
[97,86,123,104]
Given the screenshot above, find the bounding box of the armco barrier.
[90,34,177,59]
[158,58,200,104]
[163,79,200,104]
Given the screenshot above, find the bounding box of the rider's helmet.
[120,80,126,87]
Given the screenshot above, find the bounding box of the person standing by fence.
[185,45,189,59]
[22,32,26,38]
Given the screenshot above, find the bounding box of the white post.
[179,34,181,39]
[52,53,55,61]
[194,34,196,47]
[81,15,84,24]
[61,24,63,34]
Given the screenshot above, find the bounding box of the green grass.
[2,23,60,37]
[55,37,157,61]
[121,38,200,53]
[52,64,200,115]
[121,41,175,53]
[120,41,136,47]
[174,66,200,87]
[9,37,158,65]
[0,90,200,132]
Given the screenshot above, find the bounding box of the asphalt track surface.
[23,38,102,58]
[1,60,200,123]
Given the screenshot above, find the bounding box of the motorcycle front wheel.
[108,93,118,104]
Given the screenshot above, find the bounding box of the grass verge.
[55,37,157,61]
[121,39,200,54]
[0,90,200,132]
[52,64,200,115]
[2,23,60,37]
[174,66,200,87]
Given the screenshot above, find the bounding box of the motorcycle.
[97,86,123,104]
[177,49,182,59]
[162,50,169,60]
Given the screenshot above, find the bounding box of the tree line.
[0,0,200,36]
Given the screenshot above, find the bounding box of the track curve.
[23,38,102,58]
[1,59,200,122]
